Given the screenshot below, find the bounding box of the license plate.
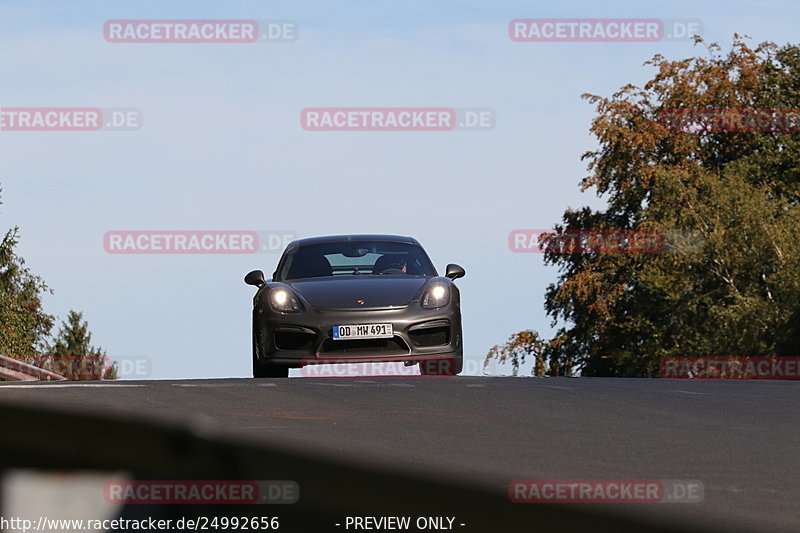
[333,324,393,340]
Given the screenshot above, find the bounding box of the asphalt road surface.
[1,376,798,532]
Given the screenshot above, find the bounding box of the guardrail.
[0,354,66,381]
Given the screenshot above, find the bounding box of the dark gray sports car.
[244,235,465,377]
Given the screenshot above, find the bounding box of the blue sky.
[1,0,798,378]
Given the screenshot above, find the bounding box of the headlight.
[421,283,450,308]
[269,288,302,313]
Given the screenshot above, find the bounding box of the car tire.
[255,363,290,378]
[419,357,462,376]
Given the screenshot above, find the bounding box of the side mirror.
[445,263,465,280]
[244,270,267,287]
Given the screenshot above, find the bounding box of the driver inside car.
[371,254,414,275]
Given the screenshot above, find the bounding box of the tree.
[1,186,114,379]
[486,330,567,376]
[0,187,55,360]
[490,36,800,377]
[41,310,117,380]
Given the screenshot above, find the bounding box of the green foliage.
[485,330,576,377]
[41,310,117,380]
[489,36,800,377]
[0,186,115,379]
[0,224,55,359]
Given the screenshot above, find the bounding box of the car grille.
[274,331,316,351]
[408,320,451,347]
[319,337,410,356]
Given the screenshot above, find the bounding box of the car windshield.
[278,241,437,280]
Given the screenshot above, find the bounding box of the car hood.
[286,276,430,309]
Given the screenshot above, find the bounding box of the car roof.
[286,234,420,249]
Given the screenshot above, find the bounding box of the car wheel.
[419,357,462,376]
[255,363,290,378]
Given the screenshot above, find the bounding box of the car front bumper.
[255,304,462,367]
